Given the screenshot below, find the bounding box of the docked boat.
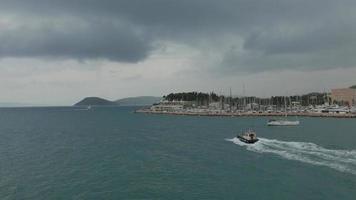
[237,129,259,144]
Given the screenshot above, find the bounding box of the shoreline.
[135,109,356,118]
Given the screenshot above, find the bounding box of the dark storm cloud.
[0,0,356,71]
[0,19,151,62]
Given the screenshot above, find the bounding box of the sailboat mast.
[284,96,287,117]
[229,87,232,112]
[243,83,246,112]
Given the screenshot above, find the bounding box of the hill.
[115,96,161,106]
[74,97,116,106]
[350,85,356,89]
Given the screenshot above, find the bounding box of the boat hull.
[237,136,259,144]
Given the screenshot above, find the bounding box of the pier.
[135,109,356,118]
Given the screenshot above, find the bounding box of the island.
[74,97,117,106]
[74,96,161,106]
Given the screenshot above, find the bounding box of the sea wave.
[226,137,356,175]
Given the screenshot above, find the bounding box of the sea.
[0,106,355,199]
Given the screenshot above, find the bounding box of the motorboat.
[237,129,259,144]
[267,119,300,126]
[267,96,300,126]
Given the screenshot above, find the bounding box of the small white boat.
[267,96,300,126]
[267,119,300,126]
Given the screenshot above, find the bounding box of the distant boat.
[267,119,300,126]
[267,96,299,126]
[237,129,259,144]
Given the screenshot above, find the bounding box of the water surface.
[0,106,355,199]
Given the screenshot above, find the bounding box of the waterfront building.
[331,88,356,106]
[150,100,190,112]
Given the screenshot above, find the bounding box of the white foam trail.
[226,138,356,175]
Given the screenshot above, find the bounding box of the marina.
[136,88,356,119]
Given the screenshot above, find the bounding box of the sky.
[0,0,356,105]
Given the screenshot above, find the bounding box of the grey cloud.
[0,18,152,62]
[1,0,356,71]
[243,21,356,55]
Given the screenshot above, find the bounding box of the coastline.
[135,109,356,118]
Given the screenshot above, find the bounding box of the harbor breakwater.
[136,109,356,118]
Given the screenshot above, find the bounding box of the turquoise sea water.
[0,106,355,199]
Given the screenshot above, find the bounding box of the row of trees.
[164,92,219,102]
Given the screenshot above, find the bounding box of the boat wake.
[226,137,356,175]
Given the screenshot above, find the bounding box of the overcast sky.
[0,0,356,105]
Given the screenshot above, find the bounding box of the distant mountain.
[74,96,162,106]
[115,96,162,106]
[74,97,117,106]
